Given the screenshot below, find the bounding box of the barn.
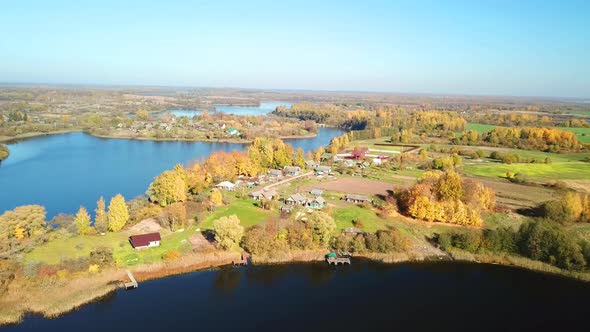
[129,232,161,249]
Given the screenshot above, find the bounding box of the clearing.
[300,177,397,197]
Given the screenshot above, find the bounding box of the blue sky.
[0,0,588,97]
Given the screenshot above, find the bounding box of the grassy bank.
[0,251,238,326]
[446,248,590,282]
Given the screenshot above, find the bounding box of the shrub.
[163,250,182,261]
[509,172,529,184]
[89,247,114,266]
[482,228,517,253]
[518,220,586,271]
[452,231,483,253]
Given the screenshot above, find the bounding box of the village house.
[342,159,356,168]
[268,169,284,181]
[249,189,278,201]
[129,232,161,250]
[351,147,369,160]
[285,193,307,205]
[310,189,324,197]
[342,194,372,204]
[215,181,236,191]
[283,166,301,176]
[305,196,326,209]
[305,160,319,168]
[285,193,326,209]
[227,127,240,136]
[314,165,332,175]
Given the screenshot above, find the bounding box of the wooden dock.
[233,252,249,266]
[124,269,138,289]
[326,257,351,266]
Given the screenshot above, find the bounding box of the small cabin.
[314,165,332,175]
[305,196,326,209]
[215,181,236,191]
[283,166,301,176]
[285,193,307,205]
[249,189,278,201]
[129,232,161,250]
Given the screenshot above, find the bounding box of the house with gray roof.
[342,194,371,204]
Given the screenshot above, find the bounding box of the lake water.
[168,101,292,117]
[0,127,343,218]
[4,261,590,332]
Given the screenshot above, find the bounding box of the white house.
[215,181,236,191]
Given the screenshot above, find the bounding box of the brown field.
[301,177,395,196]
[466,176,558,210]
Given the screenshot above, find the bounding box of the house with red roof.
[129,232,161,249]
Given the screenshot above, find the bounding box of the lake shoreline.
[0,129,321,145]
[3,248,590,326]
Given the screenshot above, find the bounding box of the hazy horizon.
[1,0,589,98]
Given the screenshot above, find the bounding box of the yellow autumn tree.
[563,192,584,222]
[94,196,108,233]
[14,226,25,240]
[408,196,445,222]
[436,171,464,200]
[210,189,223,206]
[147,170,187,207]
[74,206,93,235]
[583,195,590,222]
[107,194,129,232]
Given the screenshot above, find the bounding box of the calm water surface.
[0,128,342,217]
[168,101,292,117]
[4,261,590,332]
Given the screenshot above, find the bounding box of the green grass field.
[557,127,590,143]
[332,206,389,233]
[463,161,590,180]
[465,123,497,133]
[558,109,590,116]
[25,226,196,266]
[200,198,275,230]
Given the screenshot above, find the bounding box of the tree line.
[457,127,587,152]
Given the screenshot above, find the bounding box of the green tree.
[305,212,337,246]
[213,215,244,250]
[74,206,93,235]
[107,194,129,232]
[94,196,108,233]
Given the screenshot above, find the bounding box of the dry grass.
[447,248,590,282]
[131,251,239,281]
[250,250,327,264]
[0,250,239,326]
[0,269,125,325]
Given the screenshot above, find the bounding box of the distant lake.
[5,260,590,331]
[168,101,292,117]
[0,127,343,218]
